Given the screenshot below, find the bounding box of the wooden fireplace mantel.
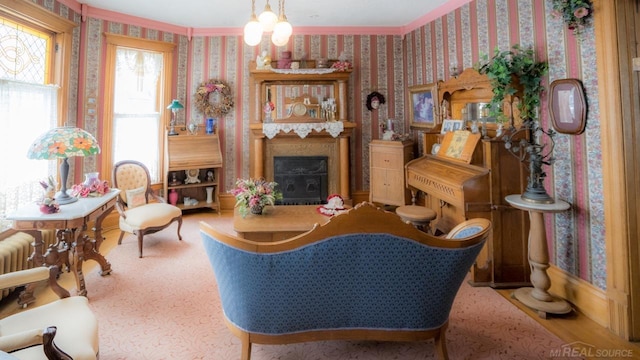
[249,122,355,201]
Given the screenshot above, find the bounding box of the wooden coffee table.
[233,205,332,241]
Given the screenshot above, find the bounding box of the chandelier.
[244,0,292,47]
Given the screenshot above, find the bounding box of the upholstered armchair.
[112,160,183,258]
[0,266,98,360]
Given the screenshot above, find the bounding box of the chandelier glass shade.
[258,1,278,32]
[273,13,292,39]
[244,0,291,47]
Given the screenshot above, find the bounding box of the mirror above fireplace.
[249,61,352,123]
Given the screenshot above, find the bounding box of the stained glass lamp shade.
[27,126,101,204]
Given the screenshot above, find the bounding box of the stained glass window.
[0,18,51,83]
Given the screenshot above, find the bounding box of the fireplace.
[249,122,355,202]
[274,156,328,205]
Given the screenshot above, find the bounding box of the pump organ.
[405,68,530,287]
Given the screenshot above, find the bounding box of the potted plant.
[476,44,548,125]
[230,178,283,217]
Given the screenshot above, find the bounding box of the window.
[0,4,74,231]
[102,34,175,185]
[113,48,163,182]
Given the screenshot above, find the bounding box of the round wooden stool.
[395,205,437,233]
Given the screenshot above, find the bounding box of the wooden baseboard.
[548,264,609,328]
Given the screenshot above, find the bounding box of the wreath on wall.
[194,79,234,118]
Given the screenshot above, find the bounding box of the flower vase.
[83,172,100,186]
[205,187,214,203]
[169,189,179,206]
[250,204,264,215]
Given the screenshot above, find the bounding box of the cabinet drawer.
[371,150,403,168]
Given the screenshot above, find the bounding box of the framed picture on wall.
[548,79,587,135]
[440,119,465,134]
[408,83,438,129]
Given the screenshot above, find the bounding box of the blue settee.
[200,202,490,360]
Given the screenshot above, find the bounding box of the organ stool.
[395,204,437,234]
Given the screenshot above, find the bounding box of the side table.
[505,194,571,319]
[6,189,119,300]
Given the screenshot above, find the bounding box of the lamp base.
[55,191,77,205]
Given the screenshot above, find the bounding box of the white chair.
[0,266,98,360]
[112,160,183,258]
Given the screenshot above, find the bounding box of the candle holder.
[503,117,556,204]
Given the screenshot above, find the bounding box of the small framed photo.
[441,119,464,134]
[408,83,438,129]
[549,79,587,135]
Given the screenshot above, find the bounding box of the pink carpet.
[85,212,565,359]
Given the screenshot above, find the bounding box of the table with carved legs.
[505,194,571,319]
[7,189,119,301]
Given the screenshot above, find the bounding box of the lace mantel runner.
[263,122,344,139]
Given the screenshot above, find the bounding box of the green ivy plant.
[476,44,548,124]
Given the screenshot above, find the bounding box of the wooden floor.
[497,289,640,359]
[2,210,640,359]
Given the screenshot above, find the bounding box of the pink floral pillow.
[126,186,146,208]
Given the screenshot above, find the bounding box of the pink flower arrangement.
[230,178,282,217]
[331,60,352,72]
[551,0,592,36]
[71,179,110,198]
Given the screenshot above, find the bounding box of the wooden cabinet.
[164,133,223,211]
[369,140,413,206]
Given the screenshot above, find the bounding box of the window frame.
[101,33,175,186]
[0,0,76,124]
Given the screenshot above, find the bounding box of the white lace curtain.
[112,48,163,182]
[0,79,57,230]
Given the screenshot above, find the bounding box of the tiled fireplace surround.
[249,122,356,202]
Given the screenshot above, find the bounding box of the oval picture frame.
[548,79,587,135]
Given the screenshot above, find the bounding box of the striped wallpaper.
[31,0,605,290]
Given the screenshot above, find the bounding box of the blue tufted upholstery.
[203,233,483,335]
[200,202,491,360]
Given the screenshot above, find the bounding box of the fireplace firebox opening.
[274,156,328,205]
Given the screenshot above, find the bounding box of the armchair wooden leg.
[118,231,125,245]
[176,218,183,241]
[137,233,144,258]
